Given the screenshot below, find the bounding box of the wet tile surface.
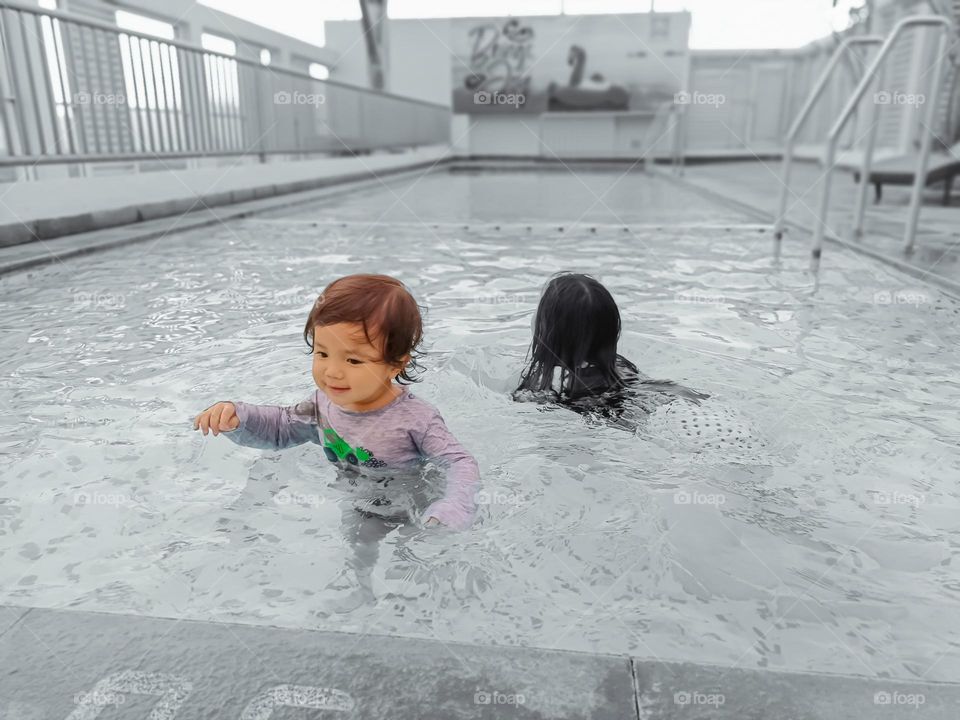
[0,606,30,640]
[0,607,634,719]
[633,660,960,719]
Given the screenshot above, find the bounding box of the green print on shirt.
[321,427,373,466]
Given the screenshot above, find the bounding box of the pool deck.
[665,159,960,295]
[2,604,958,719]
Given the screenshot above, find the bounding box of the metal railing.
[773,35,884,241]
[810,16,954,260]
[642,100,683,173]
[0,0,450,167]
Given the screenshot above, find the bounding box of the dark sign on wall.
[451,13,690,115]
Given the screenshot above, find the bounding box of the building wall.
[324,17,451,106]
[683,51,798,156]
[326,4,959,159]
[326,13,691,159]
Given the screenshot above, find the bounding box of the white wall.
[325,12,691,158]
[324,17,451,106]
[324,4,958,158]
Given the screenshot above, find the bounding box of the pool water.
[1,169,959,682]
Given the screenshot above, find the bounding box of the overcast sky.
[198,0,865,50]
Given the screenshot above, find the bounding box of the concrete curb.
[0,159,450,276]
[0,605,635,720]
[2,604,958,719]
[0,156,449,249]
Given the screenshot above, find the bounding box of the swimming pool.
[1,167,958,683]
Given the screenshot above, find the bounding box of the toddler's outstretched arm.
[195,395,320,451]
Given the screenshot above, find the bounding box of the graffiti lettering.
[465,20,533,95]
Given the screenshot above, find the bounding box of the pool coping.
[0,158,452,276]
[2,603,959,719]
[8,156,958,299]
[0,149,452,248]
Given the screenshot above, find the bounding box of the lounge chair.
[853,140,960,205]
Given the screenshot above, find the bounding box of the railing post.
[811,134,839,259]
[774,36,883,242]
[0,11,23,162]
[904,29,950,253]
[674,101,686,175]
[253,63,266,162]
[850,62,887,242]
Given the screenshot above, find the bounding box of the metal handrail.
[0,0,449,110]
[0,0,451,168]
[773,35,884,241]
[642,100,680,172]
[810,15,953,260]
[672,95,686,175]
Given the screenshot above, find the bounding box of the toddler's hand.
[194,402,240,436]
[425,516,444,528]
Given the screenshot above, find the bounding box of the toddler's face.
[311,323,406,412]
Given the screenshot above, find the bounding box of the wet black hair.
[514,272,639,402]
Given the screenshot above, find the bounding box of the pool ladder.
[773,15,956,261]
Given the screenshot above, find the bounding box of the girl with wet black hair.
[513,273,767,460]
[513,272,707,417]
[513,272,766,463]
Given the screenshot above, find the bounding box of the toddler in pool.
[194,273,479,530]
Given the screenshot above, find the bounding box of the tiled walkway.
[671,159,960,294]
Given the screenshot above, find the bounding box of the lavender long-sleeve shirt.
[221,386,480,530]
